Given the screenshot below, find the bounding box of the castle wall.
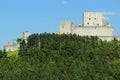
[72,27,114,37]
[98,36,114,41]
[5,46,13,52]
[4,43,20,52]
[115,36,120,41]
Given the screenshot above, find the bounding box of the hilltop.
[0,33,120,80]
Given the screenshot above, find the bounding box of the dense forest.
[0,33,120,80]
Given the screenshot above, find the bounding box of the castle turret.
[23,31,30,43]
[23,31,30,40]
[60,21,74,34]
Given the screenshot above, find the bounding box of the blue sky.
[0,0,120,49]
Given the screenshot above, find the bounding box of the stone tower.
[83,12,103,27]
[60,21,74,34]
[23,31,30,41]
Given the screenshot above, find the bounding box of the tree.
[19,40,27,56]
[0,50,3,58]
[13,33,120,80]
[17,38,23,43]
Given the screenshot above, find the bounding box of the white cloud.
[102,12,120,16]
[102,12,120,20]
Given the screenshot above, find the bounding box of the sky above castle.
[0,0,120,49]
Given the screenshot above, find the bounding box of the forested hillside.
[0,33,120,80]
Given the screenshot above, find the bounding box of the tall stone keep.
[83,12,103,27]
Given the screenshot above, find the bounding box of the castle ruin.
[59,12,120,41]
[4,12,120,52]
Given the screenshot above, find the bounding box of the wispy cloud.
[102,12,120,20]
[102,12,120,16]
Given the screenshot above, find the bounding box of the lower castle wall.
[98,36,114,41]
[72,27,114,37]
[5,43,20,52]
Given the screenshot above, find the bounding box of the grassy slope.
[7,50,19,57]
